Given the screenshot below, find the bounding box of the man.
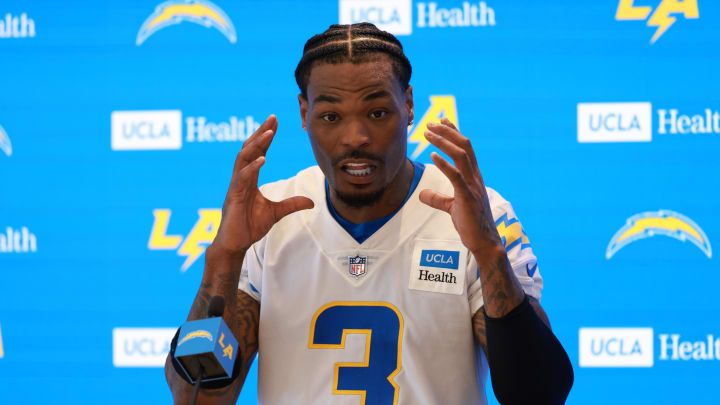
[165,23,573,404]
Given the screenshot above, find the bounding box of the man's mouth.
[342,162,376,177]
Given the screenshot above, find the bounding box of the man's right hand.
[166,115,314,404]
[212,114,314,256]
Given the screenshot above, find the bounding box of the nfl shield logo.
[348,255,367,278]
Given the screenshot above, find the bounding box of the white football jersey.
[238,164,542,405]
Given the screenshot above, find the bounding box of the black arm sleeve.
[484,295,574,405]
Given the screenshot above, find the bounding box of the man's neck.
[329,159,415,224]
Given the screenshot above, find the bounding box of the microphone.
[174,295,239,396]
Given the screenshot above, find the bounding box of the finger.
[429,151,467,191]
[440,117,458,131]
[430,120,479,171]
[232,130,276,180]
[243,114,277,147]
[272,196,315,221]
[234,155,265,189]
[419,189,453,213]
[424,129,475,180]
[243,129,276,157]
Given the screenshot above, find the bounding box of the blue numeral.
[309,302,404,404]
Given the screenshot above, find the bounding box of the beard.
[333,184,387,208]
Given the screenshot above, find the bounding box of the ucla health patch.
[420,249,460,269]
[409,240,466,295]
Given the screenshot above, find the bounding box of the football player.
[166,23,573,405]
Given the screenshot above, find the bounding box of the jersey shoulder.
[258,165,325,204]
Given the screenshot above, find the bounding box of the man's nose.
[341,118,371,148]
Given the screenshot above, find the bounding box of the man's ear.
[298,94,308,131]
[405,85,414,126]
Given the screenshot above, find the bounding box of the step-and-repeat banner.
[1,1,718,403]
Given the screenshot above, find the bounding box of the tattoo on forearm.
[480,254,524,318]
[168,255,259,402]
[236,291,259,365]
[472,311,488,356]
[187,282,213,321]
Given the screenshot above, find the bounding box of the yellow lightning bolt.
[408,96,458,159]
[618,216,704,244]
[496,220,523,250]
[178,330,213,346]
[647,0,699,44]
[177,209,222,272]
[496,219,531,251]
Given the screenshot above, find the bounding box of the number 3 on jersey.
[309,302,404,404]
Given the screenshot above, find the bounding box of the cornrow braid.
[295,22,412,98]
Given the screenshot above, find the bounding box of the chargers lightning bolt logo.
[495,213,532,252]
[0,125,12,157]
[615,0,699,44]
[408,95,458,159]
[136,0,237,45]
[606,210,711,259]
[178,330,213,346]
[148,209,221,271]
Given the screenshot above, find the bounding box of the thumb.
[272,196,315,221]
[419,189,453,213]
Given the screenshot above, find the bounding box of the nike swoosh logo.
[526,263,538,277]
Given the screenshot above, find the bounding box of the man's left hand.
[418,118,504,259]
[419,118,525,317]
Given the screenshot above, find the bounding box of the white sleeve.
[467,188,543,315]
[237,241,264,302]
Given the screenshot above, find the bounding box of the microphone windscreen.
[208,296,225,318]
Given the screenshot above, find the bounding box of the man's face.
[299,56,414,207]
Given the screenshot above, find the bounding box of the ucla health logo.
[615,0,699,44]
[136,0,237,45]
[580,327,720,367]
[607,210,711,259]
[0,226,37,253]
[339,1,495,36]
[111,110,260,151]
[0,124,11,157]
[578,102,720,143]
[112,110,182,151]
[577,102,652,143]
[340,0,413,35]
[113,328,176,367]
[416,249,460,286]
[0,13,35,39]
[420,250,460,269]
[579,327,654,367]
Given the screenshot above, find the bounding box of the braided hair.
[295,22,412,98]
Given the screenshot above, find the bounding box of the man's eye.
[321,113,338,122]
[370,110,387,119]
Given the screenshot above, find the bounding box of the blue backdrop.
[1,1,718,403]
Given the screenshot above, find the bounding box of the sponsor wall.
[1,0,718,403]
